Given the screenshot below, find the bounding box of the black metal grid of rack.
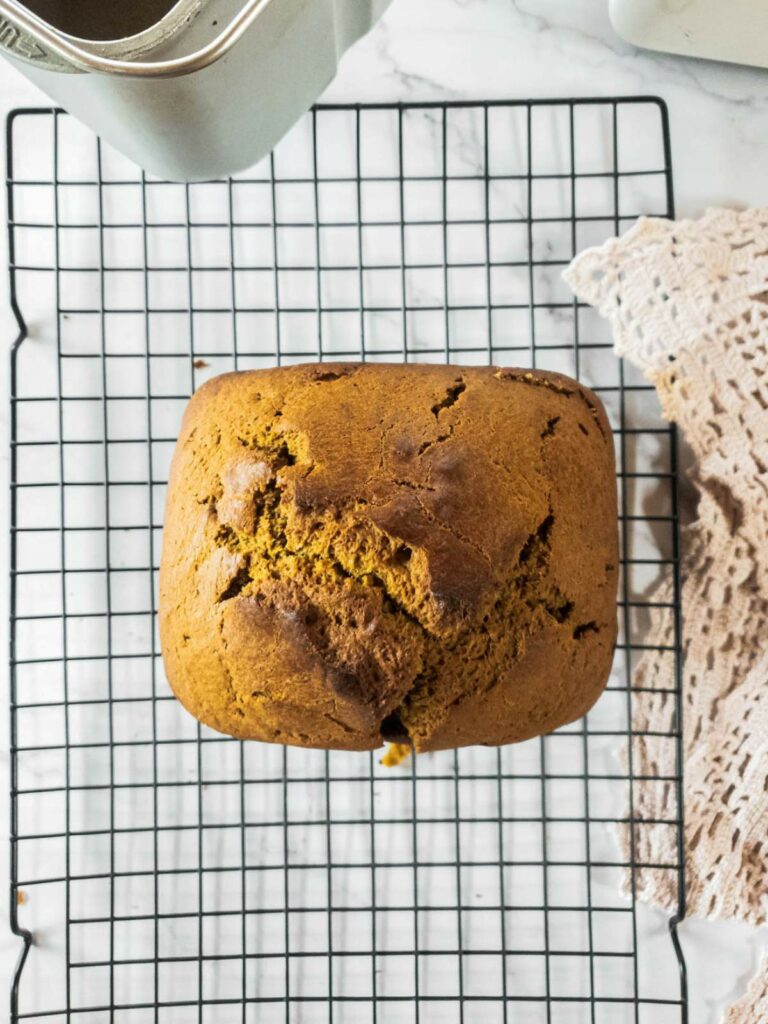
[8,99,686,1022]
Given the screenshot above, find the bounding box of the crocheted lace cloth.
[723,956,768,1024]
[565,207,768,1022]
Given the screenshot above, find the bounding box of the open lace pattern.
[724,956,768,1024]
[565,208,768,1023]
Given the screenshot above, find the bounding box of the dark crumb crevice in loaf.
[542,598,574,623]
[311,367,359,383]
[416,429,454,456]
[380,710,409,743]
[217,564,251,603]
[518,512,554,562]
[573,621,599,639]
[431,379,466,417]
[415,378,466,458]
[540,415,560,439]
[393,478,437,493]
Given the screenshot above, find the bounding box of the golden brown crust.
[159,362,619,752]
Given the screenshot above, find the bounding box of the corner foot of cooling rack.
[668,913,690,1022]
[9,921,33,1018]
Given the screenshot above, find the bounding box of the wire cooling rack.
[7,99,686,1023]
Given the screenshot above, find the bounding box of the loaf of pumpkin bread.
[159,363,618,752]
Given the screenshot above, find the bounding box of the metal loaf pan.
[0,0,392,179]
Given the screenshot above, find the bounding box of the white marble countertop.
[0,1,767,1020]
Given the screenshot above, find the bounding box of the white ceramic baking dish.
[0,0,392,180]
